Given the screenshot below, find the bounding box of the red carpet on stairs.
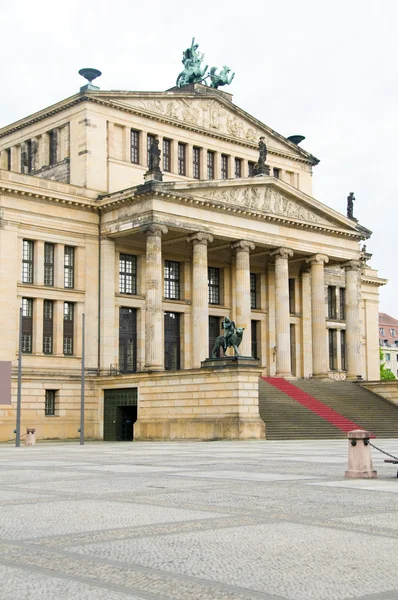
[262,377,374,436]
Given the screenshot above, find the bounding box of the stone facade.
[0,82,386,442]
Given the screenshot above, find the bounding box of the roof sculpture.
[176,38,235,89]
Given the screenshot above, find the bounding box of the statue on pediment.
[209,65,235,89]
[176,38,208,87]
[253,137,270,176]
[347,192,357,221]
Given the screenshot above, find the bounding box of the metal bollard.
[345,429,377,478]
[25,428,36,446]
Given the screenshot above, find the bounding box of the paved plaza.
[1,439,398,599]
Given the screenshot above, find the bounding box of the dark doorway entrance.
[164,312,180,370]
[209,316,221,357]
[119,308,137,373]
[104,388,138,441]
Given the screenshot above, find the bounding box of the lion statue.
[211,317,244,358]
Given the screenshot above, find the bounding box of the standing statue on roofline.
[347,192,357,221]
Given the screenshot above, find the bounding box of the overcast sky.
[2,0,396,314]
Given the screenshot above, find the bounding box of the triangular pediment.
[161,178,363,234]
[92,90,318,165]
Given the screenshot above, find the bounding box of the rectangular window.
[221,154,228,179]
[163,139,171,172]
[251,320,258,359]
[64,246,75,289]
[207,151,215,179]
[43,300,53,355]
[329,329,337,370]
[208,267,220,305]
[5,148,11,171]
[248,161,255,177]
[22,298,33,353]
[21,140,33,174]
[44,242,54,286]
[339,288,346,320]
[193,147,200,179]
[391,329,396,337]
[386,353,391,361]
[119,254,137,295]
[45,390,56,416]
[119,307,137,373]
[131,129,140,164]
[379,328,384,335]
[289,278,296,314]
[234,158,242,178]
[147,134,156,166]
[328,286,337,319]
[164,312,181,370]
[341,329,347,371]
[273,167,281,178]
[63,302,74,355]
[164,260,180,300]
[48,130,57,166]
[22,240,34,284]
[250,273,257,309]
[178,143,186,175]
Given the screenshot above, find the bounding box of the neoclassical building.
[0,71,385,441]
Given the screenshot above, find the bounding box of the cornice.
[361,275,387,287]
[0,181,99,213]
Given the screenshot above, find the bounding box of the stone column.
[345,260,363,379]
[231,240,255,357]
[271,248,293,377]
[301,269,312,378]
[187,232,213,367]
[307,254,329,377]
[143,224,168,370]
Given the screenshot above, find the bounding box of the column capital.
[231,240,255,253]
[187,231,214,245]
[343,260,362,272]
[306,253,329,266]
[269,247,293,260]
[142,224,168,237]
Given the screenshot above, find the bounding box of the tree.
[380,348,396,380]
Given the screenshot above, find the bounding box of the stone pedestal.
[345,429,377,479]
[143,169,163,183]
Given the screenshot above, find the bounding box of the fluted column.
[143,224,168,370]
[231,240,255,357]
[307,254,329,377]
[187,232,213,367]
[345,260,363,379]
[271,248,293,377]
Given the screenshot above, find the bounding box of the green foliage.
[380,348,396,380]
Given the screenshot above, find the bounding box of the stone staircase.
[259,378,398,439]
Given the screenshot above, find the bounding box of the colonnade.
[140,225,363,379]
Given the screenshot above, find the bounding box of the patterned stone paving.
[1,439,398,599]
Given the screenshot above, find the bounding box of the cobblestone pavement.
[1,439,398,600]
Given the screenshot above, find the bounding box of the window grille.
[119,254,137,295]
[63,302,74,355]
[44,243,54,286]
[119,307,137,373]
[164,312,181,370]
[43,300,53,354]
[178,143,186,176]
[164,260,180,300]
[193,147,200,179]
[22,240,34,284]
[207,151,215,179]
[250,273,257,309]
[339,288,346,320]
[22,298,33,353]
[163,139,171,171]
[248,161,255,177]
[131,129,140,164]
[328,286,337,319]
[45,390,56,416]
[48,130,57,166]
[235,158,242,178]
[64,246,74,288]
[221,154,228,179]
[147,134,156,166]
[208,267,220,305]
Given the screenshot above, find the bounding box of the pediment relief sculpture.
[201,187,333,225]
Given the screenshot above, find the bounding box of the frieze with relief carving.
[204,187,329,224]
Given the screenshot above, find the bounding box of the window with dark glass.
[164,260,180,300]
[289,278,296,314]
[193,147,200,179]
[48,130,57,166]
[273,167,281,178]
[43,300,53,355]
[328,286,337,319]
[147,134,156,166]
[234,158,242,178]
[178,143,186,175]
[207,151,215,179]
[329,329,337,370]
[341,329,347,370]
[119,307,137,373]
[45,390,56,416]
[209,316,221,357]
[164,312,180,370]
[5,148,11,171]
[208,267,220,305]
[44,242,54,286]
[21,140,33,174]
[119,254,137,295]
[251,320,258,359]
[248,161,255,177]
[339,287,346,319]
[250,273,257,309]
[64,246,74,289]
[131,129,140,164]
[221,154,228,179]
[22,240,34,284]
[22,298,33,353]
[379,327,384,335]
[63,302,74,355]
[163,139,171,171]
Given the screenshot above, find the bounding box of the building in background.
[379,313,398,378]
[0,58,386,442]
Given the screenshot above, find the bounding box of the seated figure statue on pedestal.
[211,316,244,358]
